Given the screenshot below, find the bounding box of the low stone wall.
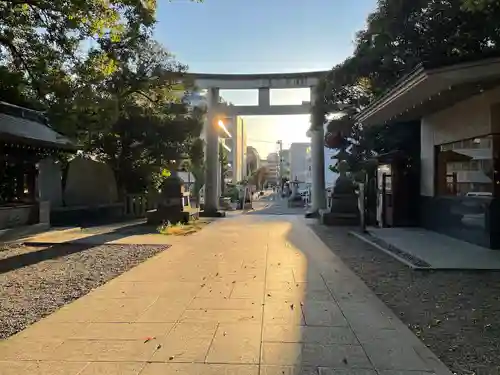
[0,205,37,229]
[50,203,125,227]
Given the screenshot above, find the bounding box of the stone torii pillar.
[307,86,326,217]
[203,87,221,216]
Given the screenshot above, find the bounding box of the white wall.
[304,145,337,188]
[420,86,500,196]
[324,147,339,188]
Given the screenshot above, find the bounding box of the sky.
[154,0,377,157]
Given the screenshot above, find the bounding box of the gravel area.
[310,224,500,375]
[0,243,169,339]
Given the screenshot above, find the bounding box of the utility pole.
[276,140,283,190]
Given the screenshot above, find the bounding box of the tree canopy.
[315,0,500,173]
[249,166,268,190]
[0,0,204,194]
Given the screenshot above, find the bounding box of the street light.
[218,119,232,138]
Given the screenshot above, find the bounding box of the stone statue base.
[288,195,304,208]
[219,197,234,211]
[287,180,304,208]
[320,170,360,226]
[305,210,319,218]
[147,206,190,225]
[320,193,359,226]
[146,175,197,225]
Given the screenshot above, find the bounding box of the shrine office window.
[435,136,493,197]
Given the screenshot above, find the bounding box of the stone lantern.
[147,175,190,225]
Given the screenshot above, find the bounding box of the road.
[249,192,307,216]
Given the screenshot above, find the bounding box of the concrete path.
[0,215,451,375]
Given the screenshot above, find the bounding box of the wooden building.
[0,102,75,231]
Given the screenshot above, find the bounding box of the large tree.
[0,0,205,195]
[316,0,500,174]
[0,0,157,109]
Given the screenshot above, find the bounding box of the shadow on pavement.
[256,218,369,372]
[0,223,165,274]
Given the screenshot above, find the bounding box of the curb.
[348,230,425,269]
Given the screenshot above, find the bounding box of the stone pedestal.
[219,197,233,211]
[236,186,252,211]
[39,201,50,225]
[146,176,190,225]
[37,158,62,207]
[320,193,359,225]
[288,180,304,208]
[320,161,359,226]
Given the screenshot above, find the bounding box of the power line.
[246,138,281,144]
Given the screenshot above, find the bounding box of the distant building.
[263,153,279,185]
[279,149,291,179]
[305,146,312,186]
[304,144,338,190]
[267,152,279,162]
[290,142,310,182]
[246,146,261,175]
[218,117,247,184]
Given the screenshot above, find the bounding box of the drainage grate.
[364,234,431,268]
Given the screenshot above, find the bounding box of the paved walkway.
[0,215,451,375]
[360,227,500,269]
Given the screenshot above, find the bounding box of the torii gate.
[188,71,329,216]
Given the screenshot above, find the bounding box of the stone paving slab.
[362,226,500,269]
[0,215,452,375]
